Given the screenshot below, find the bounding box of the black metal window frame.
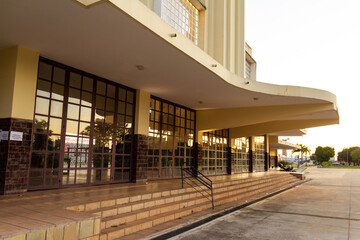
[147,95,196,179]
[28,57,136,190]
[201,129,229,175]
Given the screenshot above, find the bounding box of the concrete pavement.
[171,168,360,240]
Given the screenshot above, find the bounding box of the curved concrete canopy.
[0,0,339,115]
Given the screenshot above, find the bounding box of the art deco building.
[0,0,339,194]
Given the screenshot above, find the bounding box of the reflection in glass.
[107,85,115,98]
[105,113,114,124]
[38,62,52,80]
[81,92,92,107]
[101,169,111,182]
[50,100,63,117]
[77,154,88,168]
[76,170,87,184]
[80,106,91,122]
[65,136,78,152]
[29,171,44,186]
[45,170,58,186]
[69,88,81,104]
[52,84,64,101]
[31,152,45,168]
[35,97,49,115]
[53,67,65,84]
[97,81,106,95]
[96,95,105,110]
[32,134,47,150]
[127,91,134,103]
[34,115,48,132]
[115,155,123,167]
[62,170,75,185]
[66,120,78,135]
[79,122,90,136]
[47,153,59,169]
[118,88,126,101]
[95,110,105,123]
[37,79,51,98]
[114,169,122,180]
[49,118,62,134]
[67,104,79,120]
[48,135,61,151]
[69,72,81,88]
[106,98,115,112]
[83,76,93,92]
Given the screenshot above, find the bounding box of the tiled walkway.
[0,171,283,239]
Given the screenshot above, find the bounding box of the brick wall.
[0,118,32,195]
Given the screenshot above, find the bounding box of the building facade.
[0,0,339,194]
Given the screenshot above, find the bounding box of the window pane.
[53,67,65,84]
[107,85,115,98]
[79,122,91,137]
[67,104,79,120]
[37,79,50,98]
[52,83,64,101]
[80,106,91,122]
[81,92,93,107]
[126,91,134,103]
[118,88,126,101]
[69,72,81,88]
[47,153,60,169]
[50,100,63,117]
[66,120,78,135]
[82,76,93,92]
[97,81,106,95]
[31,152,45,168]
[35,97,49,115]
[34,115,48,133]
[69,88,81,104]
[96,95,105,110]
[48,135,61,151]
[29,171,44,186]
[32,134,47,150]
[38,62,52,80]
[49,117,62,135]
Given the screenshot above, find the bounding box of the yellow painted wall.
[0,47,17,119]
[135,89,150,135]
[0,46,39,120]
[201,0,245,77]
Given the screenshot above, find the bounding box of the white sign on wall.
[1,131,9,141]
[10,131,23,141]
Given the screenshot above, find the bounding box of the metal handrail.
[181,166,214,209]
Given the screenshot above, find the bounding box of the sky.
[245,0,360,155]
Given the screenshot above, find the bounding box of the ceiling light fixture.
[170,33,177,37]
[136,65,144,70]
[212,64,217,67]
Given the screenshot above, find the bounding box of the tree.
[293,144,311,167]
[350,148,360,165]
[337,147,360,164]
[315,146,335,163]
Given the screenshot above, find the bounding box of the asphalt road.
[171,168,360,240]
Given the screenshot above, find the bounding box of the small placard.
[1,131,9,141]
[10,131,23,141]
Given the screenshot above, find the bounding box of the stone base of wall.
[0,118,32,195]
[133,134,149,182]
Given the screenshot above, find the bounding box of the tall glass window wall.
[232,137,250,173]
[253,136,265,172]
[29,58,135,189]
[156,0,199,45]
[201,129,229,175]
[148,97,195,178]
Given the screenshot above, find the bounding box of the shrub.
[321,161,331,167]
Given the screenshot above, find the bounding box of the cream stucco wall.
[135,89,151,135]
[0,46,39,120]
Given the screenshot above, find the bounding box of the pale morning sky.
[245,0,360,155]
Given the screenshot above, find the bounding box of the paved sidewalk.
[172,168,360,240]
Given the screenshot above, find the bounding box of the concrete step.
[98,174,300,239]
